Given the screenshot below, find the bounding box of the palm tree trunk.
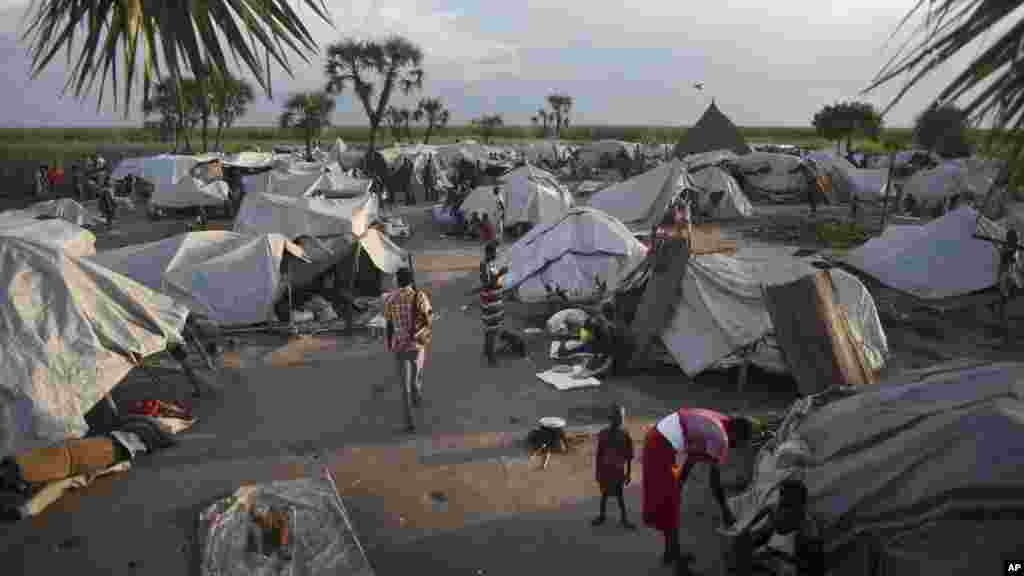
[424,124,433,144]
[369,120,379,152]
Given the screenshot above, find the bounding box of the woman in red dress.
[642,408,753,574]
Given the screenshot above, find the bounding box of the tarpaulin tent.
[234,190,378,240]
[673,101,751,158]
[244,162,370,199]
[660,245,887,377]
[221,152,276,171]
[496,165,574,228]
[0,237,189,458]
[0,199,98,228]
[519,141,570,166]
[902,157,1005,207]
[587,160,683,232]
[577,140,636,169]
[685,164,754,219]
[730,152,808,194]
[0,218,96,257]
[460,186,503,223]
[726,361,1024,575]
[680,149,739,169]
[843,206,1002,300]
[498,207,648,303]
[87,231,308,326]
[114,154,231,210]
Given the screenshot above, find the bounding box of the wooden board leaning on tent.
[763,271,877,396]
[655,223,737,255]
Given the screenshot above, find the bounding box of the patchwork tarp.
[499,207,649,303]
[0,218,96,257]
[843,206,1001,300]
[661,245,887,377]
[0,237,189,459]
[587,160,683,231]
[117,154,231,208]
[730,152,807,194]
[497,165,574,228]
[685,165,754,219]
[726,361,1024,574]
[87,231,308,326]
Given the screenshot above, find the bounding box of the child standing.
[592,404,636,529]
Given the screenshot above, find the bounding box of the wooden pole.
[346,241,362,335]
[880,148,896,231]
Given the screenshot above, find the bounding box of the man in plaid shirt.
[384,267,433,433]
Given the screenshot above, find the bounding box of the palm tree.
[385,106,406,141]
[211,75,255,152]
[22,1,331,114]
[864,1,1024,180]
[279,92,337,161]
[474,114,504,144]
[413,98,450,144]
[142,77,202,153]
[533,109,550,138]
[546,94,572,139]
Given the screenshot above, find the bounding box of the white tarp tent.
[222,152,275,170]
[662,245,887,377]
[577,140,636,169]
[87,231,308,326]
[118,154,230,209]
[730,152,807,194]
[903,157,1005,206]
[244,162,370,199]
[681,149,739,169]
[685,165,754,219]
[843,206,1001,300]
[497,165,574,228]
[234,189,378,239]
[587,160,683,231]
[0,237,189,458]
[0,218,96,257]
[499,207,649,303]
[726,361,1024,574]
[460,186,502,222]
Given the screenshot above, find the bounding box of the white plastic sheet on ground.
[843,206,1001,300]
[587,160,682,230]
[662,245,886,377]
[496,165,573,228]
[0,237,188,459]
[199,475,375,576]
[500,207,648,303]
[727,361,1024,574]
[87,231,307,326]
[0,218,96,257]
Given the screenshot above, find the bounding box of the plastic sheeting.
[0,198,98,227]
[501,207,648,303]
[576,140,636,169]
[685,165,754,219]
[0,237,188,459]
[0,218,96,257]
[119,155,231,208]
[843,206,1001,300]
[199,475,375,576]
[87,231,307,326]
[497,165,573,228]
[730,152,806,193]
[662,245,887,377]
[727,361,1024,574]
[587,160,683,230]
[245,163,370,200]
[235,191,378,239]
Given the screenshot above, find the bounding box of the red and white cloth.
[642,408,731,533]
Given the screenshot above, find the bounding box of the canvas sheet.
[728,362,1024,570]
[0,218,96,257]
[88,231,306,326]
[730,152,806,193]
[497,165,573,228]
[222,152,276,170]
[122,155,231,208]
[234,190,378,239]
[662,245,886,377]
[577,140,635,169]
[501,207,648,303]
[843,206,1001,300]
[686,165,754,219]
[536,366,601,390]
[587,160,682,229]
[0,198,97,227]
[0,237,188,459]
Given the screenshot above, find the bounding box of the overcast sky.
[0,0,998,128]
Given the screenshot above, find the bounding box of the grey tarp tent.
[673,101,751,158]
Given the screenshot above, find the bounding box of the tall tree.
[142,77,202,153]
[546,94,572,139]
[211,75,255,152]
[22,1,330,115]
[532,109,550,138]
[474,114,504,144]
[863,2,1024,181]
[914,104,972,159]
[413,98,450,144]
[400,107,413,141]
[324,36,425,152]
[279,92,336,161]
[812,101,882,153]
[385,106,405,141]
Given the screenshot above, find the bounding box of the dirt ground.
[1,192,1020,576]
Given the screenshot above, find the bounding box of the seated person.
[551,301,618,376]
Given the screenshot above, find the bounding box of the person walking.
[478,241,526,366]
[34,165,48,199]
[591,404,636,530]
[642,408,755,575]
[383,267,433,433]
[423,157,436,203]
[493,186,506,242]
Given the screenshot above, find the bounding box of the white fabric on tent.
[88,231,308,326]
[901,162,971,203]
[845,168,889,201]
[110,157,146,181]
[728,361,1024,573]
[234,190,378,239]
[0,218,96,257]
[587,160,682,230]
[681,149,739,168]
[662,245,886,377]
[730,152,806,193]
[460,186,502,222]
[358,228,408,274]
[222,152,276,170]
[497,165,573,228]
[500,207,648,303]
[128,155,231,208]
[0,237,188,458]
[843,206,1000,300]
[0,198,97,228]
[686,165,754,219]
[577,140,636,169]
